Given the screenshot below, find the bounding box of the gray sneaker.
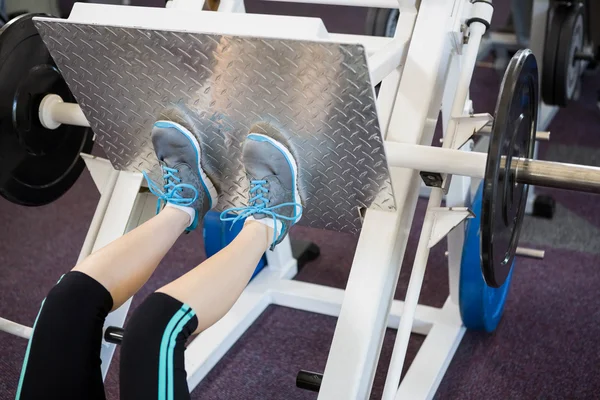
[220,133,303,249]
[144,120,218,231]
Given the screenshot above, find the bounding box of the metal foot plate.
[34,19,396,233]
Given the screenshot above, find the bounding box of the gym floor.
[2,1,600,399]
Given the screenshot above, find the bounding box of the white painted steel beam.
[384,142,488,179]
[381,2,492,396]
[95,171,144,379]
[319,1,460,398]
[394,300,465,400]
[0,318,33,340]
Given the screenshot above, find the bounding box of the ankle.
[163,204,195,229]
[243,219,275,251]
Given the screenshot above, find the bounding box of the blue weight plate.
[459,182,514,332]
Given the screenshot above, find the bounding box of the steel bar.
[385,142,488,178]
[40,99,600,195]
[514,159,600,194]
[478,125,551,141]
[39,94,90,129]
[515,247,545,259]
[0,317,32,339]
[385,142,600,194]
[381,8,491,399]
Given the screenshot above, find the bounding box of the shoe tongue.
[248,177,271,219]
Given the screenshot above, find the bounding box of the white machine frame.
[2,1,502,399]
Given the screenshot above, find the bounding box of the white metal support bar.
[0,317,33,339]
[94,171,144,379]
[385,142,488,178]
[394,299,465,400]
[381,2,492,398]
[445,141,473,304]
[369,38,410,86]
[77,168,120,263]
[81,154,115,195]
[270,280,456,334]
[318,1,460,398]
[377,8,418,139]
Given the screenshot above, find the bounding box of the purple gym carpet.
[2,1,600,399]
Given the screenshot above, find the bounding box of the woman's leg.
[73,206,190,311]
[158,220,271,332]
[17,118,217,400]
[15,272,113,400]
[120,131,303,400]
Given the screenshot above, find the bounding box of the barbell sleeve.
[514,158,600,194]
[39,94,90,129]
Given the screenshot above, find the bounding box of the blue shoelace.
[220,179,303,246]
[143,166,198,214]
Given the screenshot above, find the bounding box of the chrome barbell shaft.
[513,158,600,194]
[385,142,600,193]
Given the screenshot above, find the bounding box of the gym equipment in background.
[542,2,595,107]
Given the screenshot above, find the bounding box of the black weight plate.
[554,4,585,106]
[482,49,538,288]
[542,4,569,105]
[0,14,93,206]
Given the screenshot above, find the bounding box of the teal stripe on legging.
[15,298,46,400]
[158,305,190,400]
[167,308,196,400]
[15,274,65,400]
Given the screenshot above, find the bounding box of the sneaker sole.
[154,120,218,209]
[247,133,302,222]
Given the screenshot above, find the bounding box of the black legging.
[16,271,198,400]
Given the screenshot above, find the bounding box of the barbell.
[385,49,600,288]
[542,1,596,107]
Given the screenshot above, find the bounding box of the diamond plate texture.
[35,20,395,233]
